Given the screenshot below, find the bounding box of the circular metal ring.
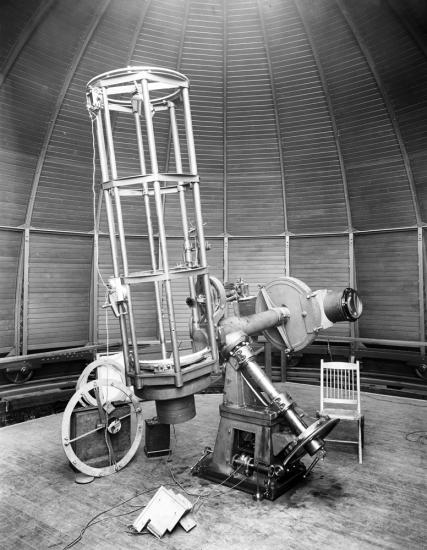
[255,277,321,352]
[86,66,189,107]
[282,416,339,468]
[61,379,144,478]
[196,275,226,324]
[76,358,125,407]
[341,287,363,321]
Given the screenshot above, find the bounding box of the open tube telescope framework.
[86,67,218,405]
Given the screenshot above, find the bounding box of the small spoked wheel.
[61,379,144,477]
[4,363,34,384]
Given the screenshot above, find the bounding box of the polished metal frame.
[86,67,217,391]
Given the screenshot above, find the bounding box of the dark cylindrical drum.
[155,395,196,424]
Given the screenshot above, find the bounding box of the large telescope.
[192,276,362,499]
[62,67,362,498]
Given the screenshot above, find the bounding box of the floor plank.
[0,384,425,550]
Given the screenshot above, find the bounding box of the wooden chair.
[319,360,364,464]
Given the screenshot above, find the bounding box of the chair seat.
[320,408,363,421]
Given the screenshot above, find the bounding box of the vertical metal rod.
[94,112,119,275]
[169,102,192,265]
[417,227,425,358]
[182,87,218,362]
[90,111,108,348]
[351,371,357,399]
[333,369,336,399]
[285,235,290,276]
[338,369,340,400]
[320,363,324,408]
[133,107,167,358]
[169,102,199,329]
[90,190,103,346]
[349,232,358,357]
[94,110,131,375]
[357,366,360,413]
[141,78,183,386]
[326,369,331,399]
[344,369,346,399]
[21,228,30,355]
[222,0,228,283]
[101,92,140,376]
[223,236,229,283]
[346,369,348,399]
[14,233,25,354]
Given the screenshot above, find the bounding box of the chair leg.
[358,419,363,464]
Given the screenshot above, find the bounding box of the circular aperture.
[341,288,363,321]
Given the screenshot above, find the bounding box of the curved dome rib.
[294,0,353,234]
[257,0,288,236]
[337,0,421,226]
[0,0,56,89]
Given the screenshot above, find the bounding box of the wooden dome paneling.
[0,0,426,356]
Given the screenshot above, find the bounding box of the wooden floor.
[0,383,426,550]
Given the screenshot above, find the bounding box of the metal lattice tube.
[86,67,218,408]
[133,106,167,359]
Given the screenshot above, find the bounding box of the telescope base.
[194,455,306,501]
[192,403,312,500]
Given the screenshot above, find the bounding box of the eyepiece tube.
[322,287,362,323]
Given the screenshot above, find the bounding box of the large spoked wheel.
[61,379,144,478]
[76,357,125,407]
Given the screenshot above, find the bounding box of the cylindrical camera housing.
[322,288,363,323]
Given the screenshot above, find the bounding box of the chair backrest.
[320,360,361,414]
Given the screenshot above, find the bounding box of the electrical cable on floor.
[167,461,246,516]
[405,430,427,444]
[54,484,176,550]
[164,425,247,514]
[57,424,246,548]
[124,461,246,537]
